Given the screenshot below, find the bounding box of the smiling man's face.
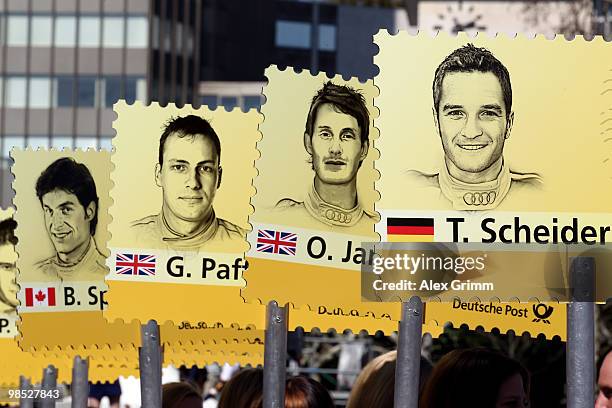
[156,132,220,223]
[41,189,94,257]
[305,103,367,186]
[436,71,512,177]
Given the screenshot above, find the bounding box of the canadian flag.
[25,287,57,307]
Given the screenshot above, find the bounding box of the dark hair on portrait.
[433,43,512,120]
[419,348,530,408]
[305,81,370,146]
[0,218,17,246]
[285,376,334,408]
[35,157,99,235]
[598,346,612,378]
[158,115,222,166]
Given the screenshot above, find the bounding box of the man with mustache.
[131,115,244,250]
[275,81,377,230]
[407,44,542,210]
[34,158,106,280]
[0,217,18,313]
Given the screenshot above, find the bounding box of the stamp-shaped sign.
[0,208,17,340]
[374,32,612,301]
[105,102,264,326]
[244,67,401,326]
[14,149,110,313]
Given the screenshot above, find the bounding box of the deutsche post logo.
[532,303,554,324]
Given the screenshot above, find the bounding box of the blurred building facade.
[0,0,200,206]
[0,0,606,204]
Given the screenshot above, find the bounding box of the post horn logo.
[532,303,554,324]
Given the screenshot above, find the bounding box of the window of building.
[0,15,5,46]
[103,16,125,48]
[52,136,74,149]
[318,24,336,51]
[100,137,112,151]
[31,16,53,47]
[77,77,96,107]
[127,16,147,48]
[29,77,52,108]
[75,137,97,149]
[220,96,237,110]
[201,95,218,109]
[5,77,27,108]
[104,76,121,107]
[79,16,101,47]
[136,79,147,102]
[3,136,25,158]
[27,136,50,149]
[275,20,311,49]
[57,77,74,107]
[7,15,28,46]
[243,95,262,112]
[55,16,77,47]
[124,77,137,103]
[0,79,3,107]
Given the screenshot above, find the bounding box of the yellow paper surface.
[106,101,263,327]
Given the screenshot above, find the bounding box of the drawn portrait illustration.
[0,215,17,316]
[129,115,246,251]
[376,33,612,216]
[252,70,378,237]
[13,150,111,285]
[274,81,379,230]
[110,102,258,255]
[406,43,542,211]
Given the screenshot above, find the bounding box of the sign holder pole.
[71,356,89,408]
[263,301,288,408]
[139,320,162,408]
[393,296,423,408]
[567,256,595,408]
[19,376,33,408]
[40,365,57,408]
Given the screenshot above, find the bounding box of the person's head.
[304,81,370,187]
[419,348,530,408]
[218,367,263,408]
[0,218,17,308]
[156,115,222,224]
[35,158,98,256]
[347,351,432,408]
[432,44,513,178]
[596,348,612,407]
[162,382,203,408]
[285,376,334,408]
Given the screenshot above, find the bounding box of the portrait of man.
[131,115,245,250]
[275,81,378,230]
[34,157,107,281]
[407,43,542,210]
[0,218,17,314]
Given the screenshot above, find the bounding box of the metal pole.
[40,365,58,408]
[263,301,288,408]
[19,376,33,408]
[394,297,423,408]
[139,320,162,408]
[567,256,595,408]
[71,356,89,408]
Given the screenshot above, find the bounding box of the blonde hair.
[346,351,397,408]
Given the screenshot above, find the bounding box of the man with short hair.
[131,115,244,250]
[275,81,378,230]
[0,218,18,313]
[597,348,612,407]
[407,44,541,210]
[34,157,106,280]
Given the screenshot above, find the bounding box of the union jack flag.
[115,253,156,276]
[256,229,297,256]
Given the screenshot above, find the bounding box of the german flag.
[386,218,434,242]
